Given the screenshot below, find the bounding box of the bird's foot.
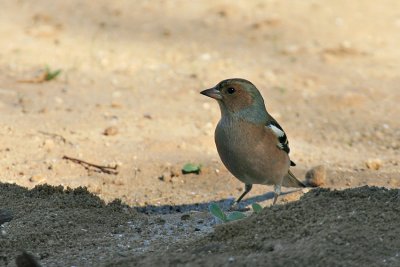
[229,203,250,212]
[273,184,281,205]
[272,193,279,205]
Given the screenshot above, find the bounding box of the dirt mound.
[0,183,140,266]
[1,184,399,266]
[112,186,400,267]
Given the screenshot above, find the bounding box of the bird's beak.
[200,87,222,100]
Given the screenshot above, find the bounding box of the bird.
[200,78,305,206]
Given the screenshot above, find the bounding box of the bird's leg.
[273,184,281,205]
[229,184,252,211]
[236,184,253,204]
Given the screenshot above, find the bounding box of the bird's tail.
[282,170,306,188]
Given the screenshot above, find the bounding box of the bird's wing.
[266,119,296,166]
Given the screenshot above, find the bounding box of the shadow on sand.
[133,190,300,214]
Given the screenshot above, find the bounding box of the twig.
[62,155,119,175]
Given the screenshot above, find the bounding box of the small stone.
[143,113,152,119]
[103,126,118,136]
[29,175,45,183]
[170,168,180,178]
[305,165,326,187]
[110,102,122,108]
[365,159,383,170]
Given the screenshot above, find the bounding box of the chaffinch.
[201,78,305,205]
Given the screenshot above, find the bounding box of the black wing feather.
[267,120,296,166]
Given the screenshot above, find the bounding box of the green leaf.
[252,203,263,214]
[209,203,227,222]
[45,67,62,81]
[227,211,246,221]
[182,163,201,174]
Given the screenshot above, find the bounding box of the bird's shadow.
[133,190,299,215]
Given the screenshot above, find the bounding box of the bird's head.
[201,78,267,122]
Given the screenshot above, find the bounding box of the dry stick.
[62,155,119,175]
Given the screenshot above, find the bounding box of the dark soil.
[111,186,400,267]
[1,183,399,266]
[0,184,144,266]
[0,183,214,267]
[0,183,142,266]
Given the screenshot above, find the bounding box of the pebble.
[110,102,122,108]
[305,165,326,187]
[103,126,118,136]
[143,113,152,119]
[29,175,45,183]
[365,159,383,170]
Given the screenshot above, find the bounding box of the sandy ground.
[0,0,399,266]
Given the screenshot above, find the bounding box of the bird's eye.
[227,87,236,94]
